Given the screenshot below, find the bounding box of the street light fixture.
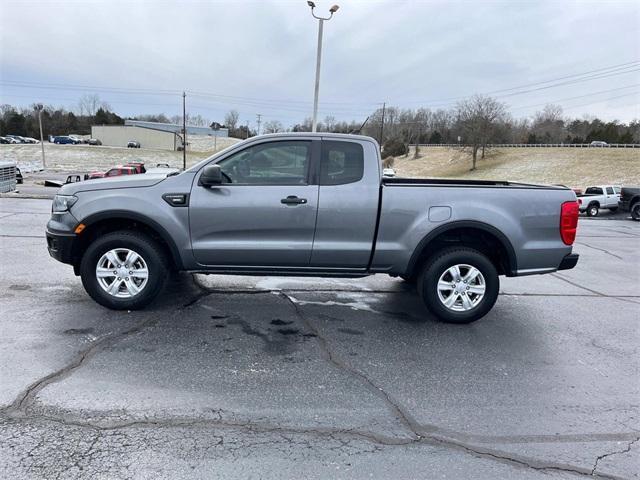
[307,2,339,132]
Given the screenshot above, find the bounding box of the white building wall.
[92,126,177,150]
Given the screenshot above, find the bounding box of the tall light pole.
[182,91,187,170]
[307,1,339,132]
[35,104,45,169]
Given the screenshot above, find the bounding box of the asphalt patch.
[270,319,293,326]
[63,328,95,335]
[337,327,365,336]
[277,328,299,335]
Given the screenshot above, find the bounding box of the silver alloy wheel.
[96,248,149,298]
[436,264,486,312]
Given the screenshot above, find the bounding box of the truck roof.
[251,132,378,143]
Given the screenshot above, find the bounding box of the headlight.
[52,195,78,214]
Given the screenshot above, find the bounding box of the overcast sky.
[1,0,639,127]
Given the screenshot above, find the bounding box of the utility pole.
[379,102,386,152]
[182,91,187,170]
[307,2,339,132]
[256,114,262,136]
[245,120,250,139]
[35,104,45,169]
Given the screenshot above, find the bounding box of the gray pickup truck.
[46,133,579,323]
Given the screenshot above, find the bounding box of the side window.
[217,141,310,185]
[614,187,621,194]
[320,141,364,186]
[606,187,614,194]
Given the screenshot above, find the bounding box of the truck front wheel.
[80,231,169,310]
[417,247,499,324]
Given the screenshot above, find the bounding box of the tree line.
[0,97,124,138]
[3,95,637,166]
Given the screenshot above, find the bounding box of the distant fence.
[412,143,640,148]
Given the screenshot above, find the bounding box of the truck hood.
[59,173,170,195]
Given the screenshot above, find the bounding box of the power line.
[557,90,640,111]
[510,83,640,111]
[3,60,638,111]
[393,60,640,105]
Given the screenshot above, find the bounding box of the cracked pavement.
[0,198,638,479]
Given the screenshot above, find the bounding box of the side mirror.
[200,164,223,187]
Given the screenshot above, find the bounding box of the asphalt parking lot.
[0,197,638,479]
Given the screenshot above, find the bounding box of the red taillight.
[560,201,579,245]
[577,198,582,205]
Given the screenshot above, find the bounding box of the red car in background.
[124,162,146,174]
[85,165,139,180]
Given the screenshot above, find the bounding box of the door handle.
[281,195,307,205]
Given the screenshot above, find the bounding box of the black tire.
[586,203,599,217]
[417,247,499,324]
[631,203,640,221]
[80,230,169,310]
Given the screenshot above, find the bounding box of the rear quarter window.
[320,141,364,186]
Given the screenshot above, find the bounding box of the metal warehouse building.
[91,120,229,151]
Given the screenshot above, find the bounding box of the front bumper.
[558,253,579,271]
[46,229,76,265]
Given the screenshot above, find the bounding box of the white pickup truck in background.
[577,185,621,216]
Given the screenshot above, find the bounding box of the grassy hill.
[391,147,640,188]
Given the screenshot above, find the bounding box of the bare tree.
[531,104,565,143]
[189,114,209,127]
[323,115,336,132]
[263,120,283,134]
[224,110,240,131]
[78,94,107,118]
[455,95,507,170]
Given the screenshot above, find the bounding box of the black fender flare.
[406,220,518,277]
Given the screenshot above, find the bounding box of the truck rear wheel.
[632,203,640,221]
[586,203,599,217]
[417,247,499,324]
[80,231,169,310]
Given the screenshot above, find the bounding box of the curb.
[0,193,54,200]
